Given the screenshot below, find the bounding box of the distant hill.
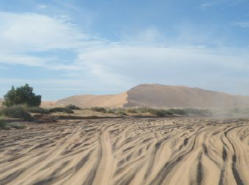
[41,101,57,108]
[56,84,249,109]
[124,84,249,108]
[57,93,128,108]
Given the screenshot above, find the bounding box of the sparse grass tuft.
[0,119,8,129]
[113,108,127,116]
[26,107,50,114]
[7,122,26,129]
[49,107,74,114]
[91,107,108,113]
[65,104,81,110]
[0,106,33,121]
[96,107,212,117]
[167,109,186,115]
[0,119,25,130]
[183,108,212,116]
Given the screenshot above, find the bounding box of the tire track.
[0,118,248,185]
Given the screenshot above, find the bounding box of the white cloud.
[120,27,166,45]
[0,52,80,71]
[0,12,98,69]
[0,12,87,52]
[37,4,48,9]
[73,45,249,96]
[234,21,249,28]
[200,0,246,9]
[78,46,249,75]
[201,2,215,8]
[0,53,46,67]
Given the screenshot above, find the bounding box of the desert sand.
[0,117,249,185]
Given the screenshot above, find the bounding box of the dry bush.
[91,107,108,113]
[65,104,81,110]
[0,106,33,121]
[49,107,74,114]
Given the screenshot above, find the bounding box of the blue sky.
[0,0,249,100]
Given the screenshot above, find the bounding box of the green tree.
[3,84,41,107]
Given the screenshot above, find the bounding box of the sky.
[0,0,249,100]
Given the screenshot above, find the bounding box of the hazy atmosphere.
[1,0,249,100]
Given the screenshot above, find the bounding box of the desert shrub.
[137,107,165,115]
[49,107,74,114]
[114,108,127,116]
[27,106,80,114]
[168,109,187,115]
[106,109,115,114]
[130,108,185,117]
[142,108,211,117]
[183,108,211,116]
[65,104,81,110]
[135,107,152,113]
[0,119,7,129]
[0,106,33,121]
[127,108,139,113]
[26,107,50,114]
[130,107,171,117]
[229,108,249,115]
[110,107,211,117]
[102,108,127,115]
[150,109,173,117]
[91,107,107,113]
[7,122,25,129]
[118,107,173,117]
[3,84,41,107]
[0,120,25,129]
[127,107,154,114]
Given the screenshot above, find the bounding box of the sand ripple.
[0,118,249,185]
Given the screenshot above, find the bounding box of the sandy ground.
[0,117,249,185]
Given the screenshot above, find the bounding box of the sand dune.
[125,84,249,108]
[0,117,249,185]
[57,92,128,108]
[56,84,249,108]
[41,101,57,108]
